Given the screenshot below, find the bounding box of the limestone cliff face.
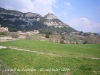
[0,8,41,22]
[25,12,41,18]
[0,7,76,33]
[44,12,57,19]
[0,8,69,28]
[44,12,69,28]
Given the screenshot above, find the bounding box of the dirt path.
[9,47,60,57]
[0,46,7,49]
[0,46,100,59]
[0,59,18,75]
[0,46,59,56]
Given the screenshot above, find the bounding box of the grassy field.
[0,40,100,75]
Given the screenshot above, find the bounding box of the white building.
[33,30,39,34]
[0,25,8,32]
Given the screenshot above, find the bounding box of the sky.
[0,0,100,33]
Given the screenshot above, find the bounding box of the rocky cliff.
[0,7,77,34]
[44,12,69,28]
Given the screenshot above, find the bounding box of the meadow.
[0,40,100,75]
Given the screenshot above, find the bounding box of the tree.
[88,33,95,44]
[60,35,65,44]
[45,34,50,38]
[83,33,99,44]
[11,32,19,38]
[45,32,52,38]
[95,35,100,44]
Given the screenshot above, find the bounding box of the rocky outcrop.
[44,12,69,28]
[44,12,57,19]
[25,12,41,18]
[0,7,76,33]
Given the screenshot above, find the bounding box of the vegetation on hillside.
[0,7,77,34]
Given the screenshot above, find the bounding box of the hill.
[0,7,77,34]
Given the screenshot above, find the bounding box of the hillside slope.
[0,7,77,34]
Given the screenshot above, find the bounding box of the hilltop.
[0,7,76,34]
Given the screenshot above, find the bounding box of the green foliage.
[45,32,52,38]
[0,32,7,37]
[79,65,92,71]
[0,7,77,34]
[45,34,49,38]
[6,32,19,38]
[60,39,65,44]
[0,32,6,35]
[61,35,65,40]
[60,35,65,44]
[9,28,18,32]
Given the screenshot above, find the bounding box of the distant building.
[0,36,12,42]
[0,25,8,32]
[33,30,39,34]
[25,32,31,35]
[17,31,25,35]
[17,31,26,39]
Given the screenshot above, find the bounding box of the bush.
[0,32,7,37]
[79,65,92,71]
[45,34,49,38]
[60,39,65,44]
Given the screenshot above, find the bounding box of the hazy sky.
[0,0,100,33]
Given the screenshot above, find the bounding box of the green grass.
[0,40,100,57]
[0,40,100,75]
